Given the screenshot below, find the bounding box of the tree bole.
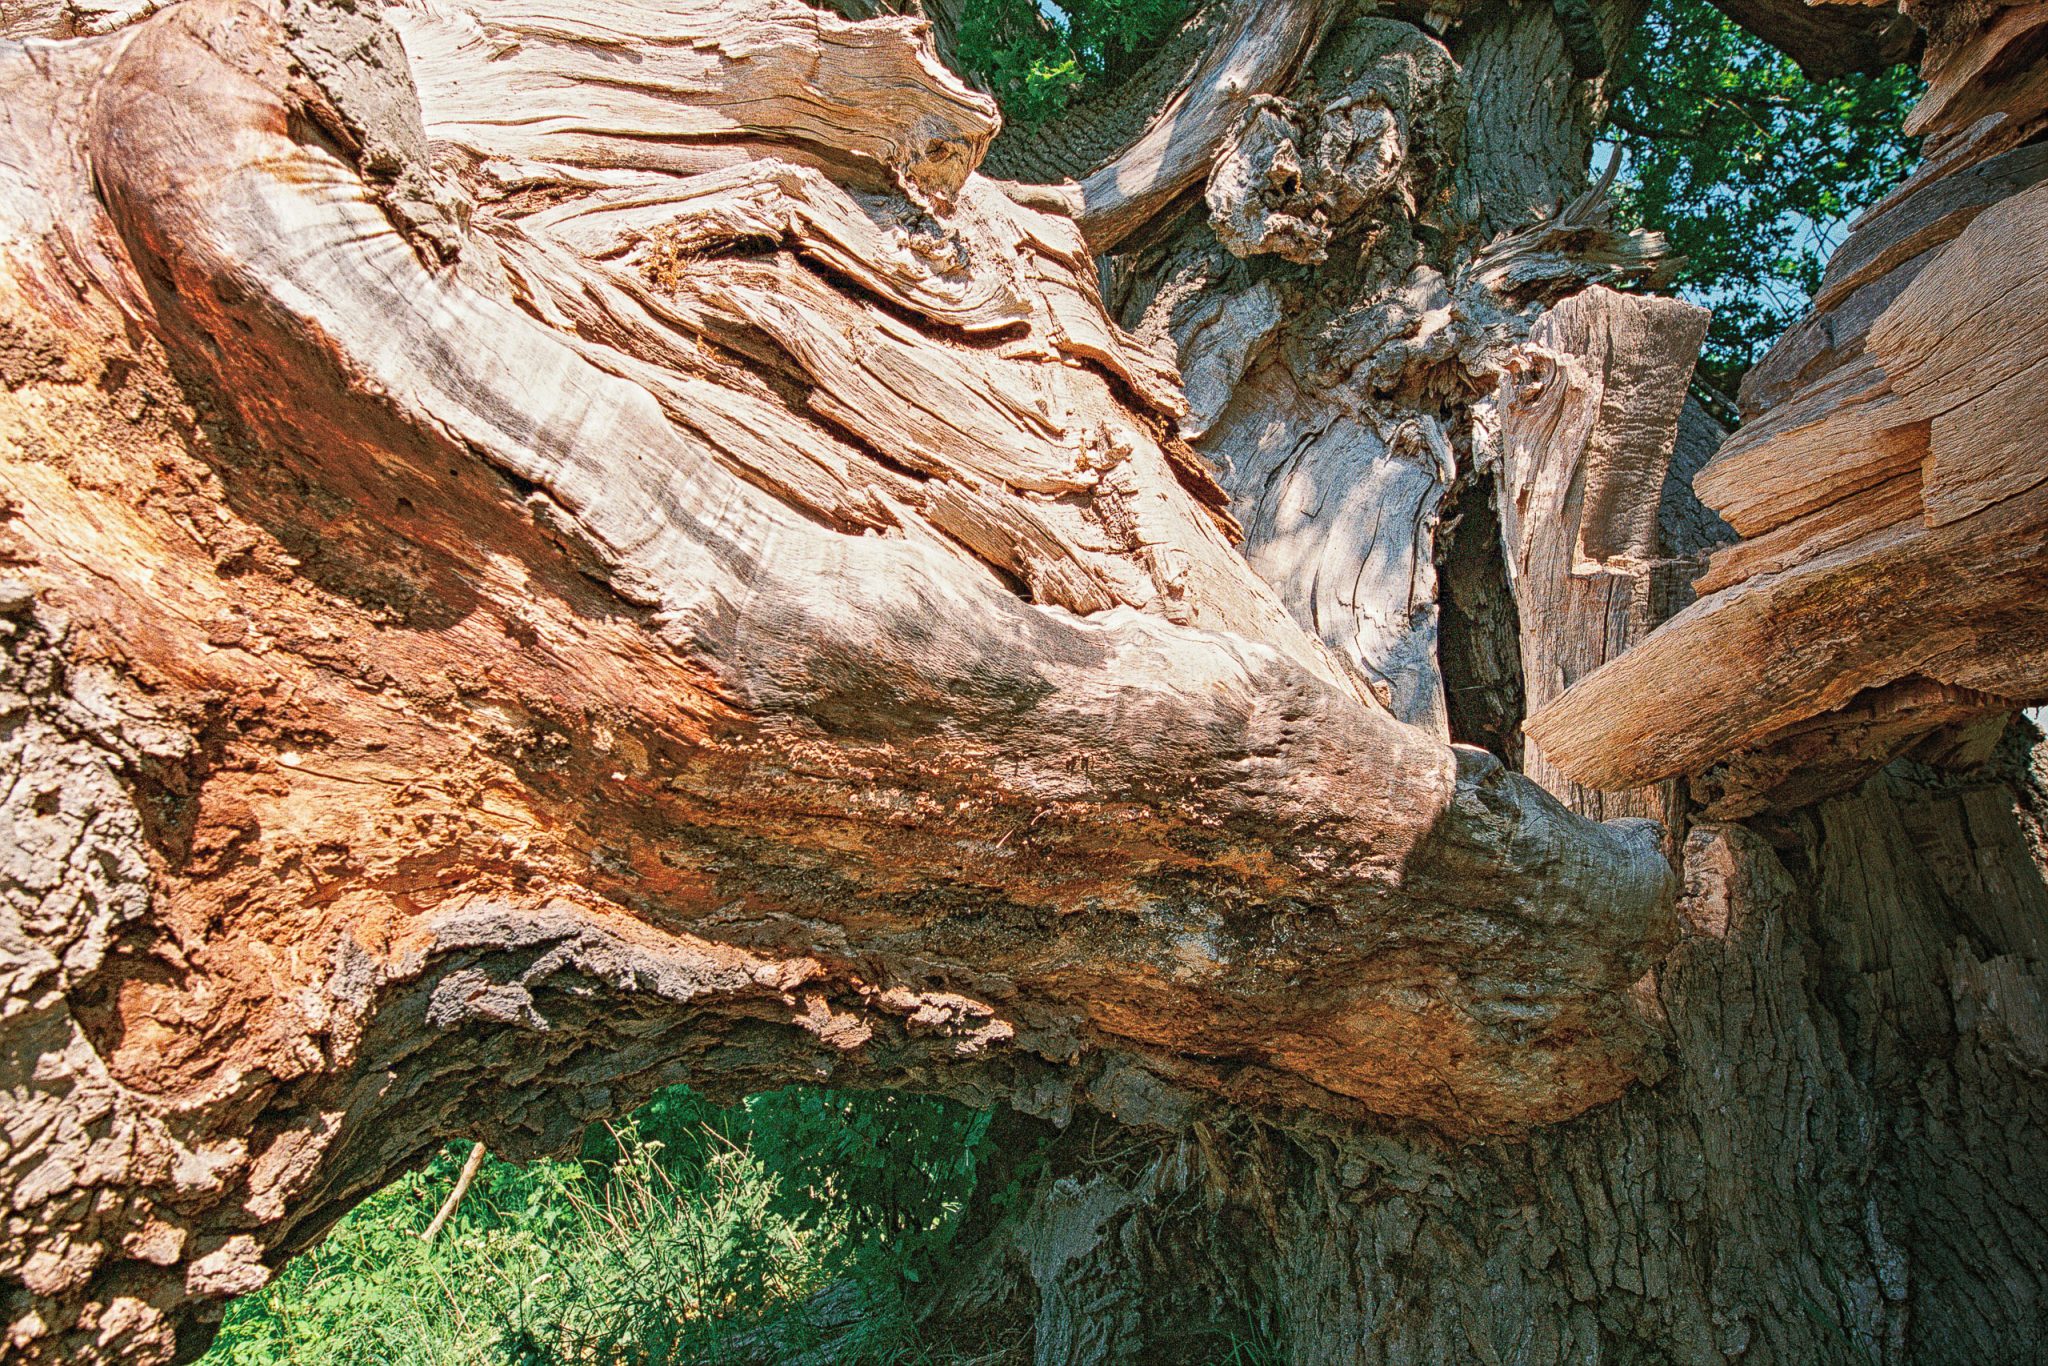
[0,0,2042,1360]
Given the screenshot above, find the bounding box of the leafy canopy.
[1606,0,1921,386]
[954,0,1195,125]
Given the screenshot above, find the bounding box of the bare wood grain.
[1496,286,1708,819]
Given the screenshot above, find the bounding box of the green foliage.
[953,0,1195,125]
[1606,0,1922,385]
[744,1090,994,1280]
[203,1087,994,1366]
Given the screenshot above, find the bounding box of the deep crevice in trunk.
[1435,468,1526,765]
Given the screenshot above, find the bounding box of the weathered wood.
[386,0,1000,209]
[1692,468,1920,595]
[18,0,1684,1115]
[1811,141,2048,312]
[4,0,2048,1360]
[1069,0,1339,251]
[962,766,2048,1363]
[1688,678,2017,818]
[1494,285,1709,819]
[1869,178,2048,421]
[1692,353,1924,537]
[1866,177,2048,525]
[1921,353,2048,525]
[0,2,1701,1358]
[1133,14,1588,738]
[1524,480,2048,788]
[1902,1,2048,152]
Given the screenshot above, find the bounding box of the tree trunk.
[0,0,2041,1361]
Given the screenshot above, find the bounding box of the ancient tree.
[0,0,2044,1358]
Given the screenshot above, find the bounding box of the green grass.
[203,1088,994,1366]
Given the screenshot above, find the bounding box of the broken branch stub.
[1525,7,2048,803]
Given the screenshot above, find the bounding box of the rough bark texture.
[0,0,2042,1361]
[934,735,2048,1365]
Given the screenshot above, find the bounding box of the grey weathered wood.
[1494,285,1709,819]
[1069,0,1339,251]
